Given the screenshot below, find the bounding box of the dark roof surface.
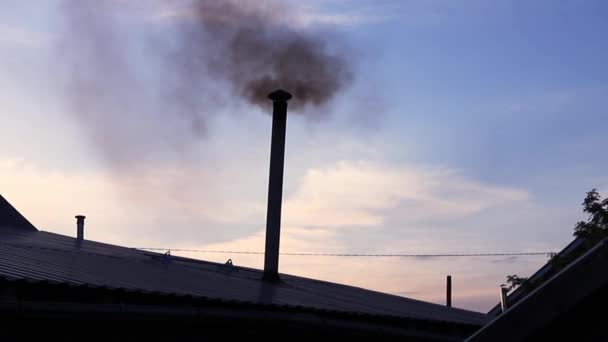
[0,195,37,231]
[466,238,608,341]
[0,226,488,326]
[487,237,587,315]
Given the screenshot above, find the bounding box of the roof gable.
[0,195,37,231]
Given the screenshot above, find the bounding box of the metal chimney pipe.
[75,215,86,241]
[446,275,452,307]
[263,89,292,281]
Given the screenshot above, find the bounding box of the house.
[486,236,589,316]
[0,195,488,341]
[467,237,608,341]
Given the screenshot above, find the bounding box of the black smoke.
[57,0,353,167]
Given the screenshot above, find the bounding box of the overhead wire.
[134,247,554,258]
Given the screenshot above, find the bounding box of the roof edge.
[0,195,37,232]
[487,236,586,315]
[468,238,608,341]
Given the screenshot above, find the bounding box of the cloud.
[0,158,137,248]
[1,157,540,312]
[283,160,529,228]
[0,158,265,244]
[147,0,388,28]
[290,9,387,28]
[284,0,464,29]
[0,157,529,242]
[194,225,345,255]
[166,159,535,311]
[0,24,47,47]
[177,223,549,313]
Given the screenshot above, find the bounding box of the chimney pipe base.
[262,272,281,283]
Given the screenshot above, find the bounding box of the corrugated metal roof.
[0,226,488,326]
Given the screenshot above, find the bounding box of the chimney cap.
[75,215,86,220]
[268,89,292,102]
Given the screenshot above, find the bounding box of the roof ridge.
[0,195,37,232]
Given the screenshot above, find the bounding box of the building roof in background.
[466,238,608,341]
[0,195,37,231]
[0,195,488,327]
[487,237,587,316]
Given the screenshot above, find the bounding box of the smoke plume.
[185,1,353,108]
[57,0,353,166]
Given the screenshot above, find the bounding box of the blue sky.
[1,0,607,311]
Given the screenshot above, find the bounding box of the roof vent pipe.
[446,275,452,307]
[263,89,292,281]
[75,215,85,241]
[500,286,509,312]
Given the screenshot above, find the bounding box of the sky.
[1,0,607,312]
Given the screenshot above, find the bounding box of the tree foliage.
[573,189,608,240]
[504,189,607,294]
[502,274,529,292]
